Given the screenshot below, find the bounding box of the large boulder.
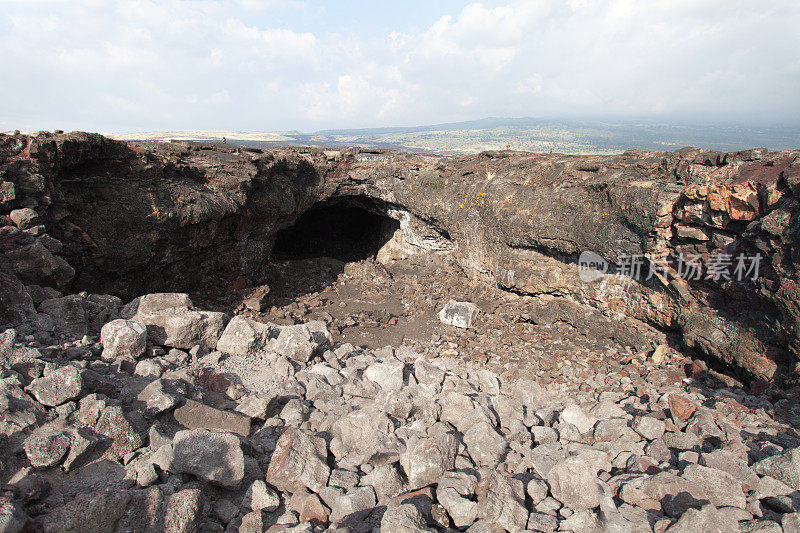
[125,293,228,350]
[100,319,147,360]
[754,447,800,490]
[269,322,331,362]
[266,427,330,493]
[215,315,274,356]
[0,272,36,328]
[400,432,458,490]
[26,365,82,407]
[5,239,74,289]
[171,429,244,488]
[476,469,528,533]
[546,454,604,511]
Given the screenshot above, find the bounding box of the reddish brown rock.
[298,493,330,526]
[266,428,330,493]
[669,394,698,423]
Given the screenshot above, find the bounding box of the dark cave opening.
[271,196,400,263]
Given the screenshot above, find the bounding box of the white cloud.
[0,0,798,131]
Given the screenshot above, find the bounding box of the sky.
[1,0,799,133]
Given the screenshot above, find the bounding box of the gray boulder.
[682,464,746,509]
[437,470,479,528]
[270,322,331,362]
[26,365,82,406]
[330,485,377,526]
[381,502,434,532]
[476,469,528,533]
[547,454,604,511]
[171,429,244,487]
[126,293,227,350]
[754,447,800,490]
[463,420,507,468]
[215,315,274,356]
[665,504,739,532]
[401,432,458,490]
[100,319,147,360]
[23,423,71,468]
[265,427,330,493]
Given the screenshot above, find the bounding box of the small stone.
[633,416,666,441]
[137,379,182,417]
[527,512,559,532]
[9,208,41,230]
[100,319,147,360]
[243,480,280,512]
[173,399,251,437]
[171,429,244,487]
[134,359,163,378]
[668,394,698,424]
[235,393,275,419]
[239,510,263,533]
[651,344,669,365]
[329,468,360,491]
[527,477,549,504]
[297,493,330,526]
[438,300,479,329]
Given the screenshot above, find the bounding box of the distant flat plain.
[97,118,800,155]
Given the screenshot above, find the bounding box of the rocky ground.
[3,132,800,532]
[2,275,800,532]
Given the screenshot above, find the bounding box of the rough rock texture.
[170,429,245,487]
[265,427,330,493]
[2,132,799,381]
[3,131,800,532]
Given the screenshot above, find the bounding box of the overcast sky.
[2,0,799,133]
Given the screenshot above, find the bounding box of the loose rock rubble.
[1,292,799,532]
[2,133,800,531]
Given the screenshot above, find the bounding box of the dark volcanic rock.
[2,132,800,382]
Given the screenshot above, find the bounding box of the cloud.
[0,0,798,131]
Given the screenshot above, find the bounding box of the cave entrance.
[271,196,400,263]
